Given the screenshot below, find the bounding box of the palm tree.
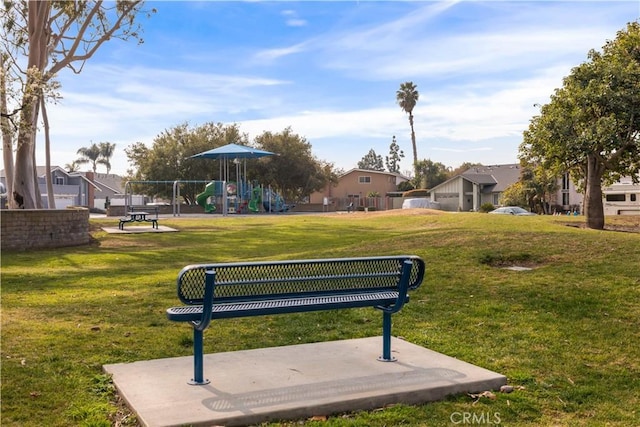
[396,81,420,176]
[65,160,82,172]
[76,143,102,173]
[98,141,116,174]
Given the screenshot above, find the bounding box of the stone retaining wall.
[1,208,90,251]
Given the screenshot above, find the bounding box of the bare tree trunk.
[1,55,16,207]
[409,112,418,177]
[12,1,51,209]
[41,94,55,208]
[13,99,38,208]
[584,153,605,230]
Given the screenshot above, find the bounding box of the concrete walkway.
[101,225,178,234]
[104,337,506,427]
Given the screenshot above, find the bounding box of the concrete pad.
[101,225,178,234]
[104,337,506,427]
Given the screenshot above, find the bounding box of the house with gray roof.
[0,166,124,210]
[429,164,522,212]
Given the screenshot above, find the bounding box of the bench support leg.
[189,329,210,385]
[378,312,397,362]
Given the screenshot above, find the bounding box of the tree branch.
[48,1,143,75]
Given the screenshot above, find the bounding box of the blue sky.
[41,0,640,176]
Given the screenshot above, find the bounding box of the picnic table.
[118,206,159,230]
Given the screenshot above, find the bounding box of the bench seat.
[167,290,401,321]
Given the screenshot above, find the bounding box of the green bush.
[402,188,429,198]
[396,181,414,192]
[479,202,495,213]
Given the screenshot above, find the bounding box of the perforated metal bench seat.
[166,255,426,385]
[167,290,401,321]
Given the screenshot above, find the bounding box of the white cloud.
[286,19,307,27]
[254,43,309,62]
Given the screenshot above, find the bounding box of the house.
[429,164,522,212]
[429,163,637,215]
[310,169,410,210]
[0,166,124,210]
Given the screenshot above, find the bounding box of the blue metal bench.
[166,255,426,385]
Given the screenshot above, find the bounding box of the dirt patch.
[479,252,543,269]
[604,216,640,233]
[565,216,640,233]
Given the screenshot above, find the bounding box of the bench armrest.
[407,256,426,291]
[192,270,215,332]
[377,259,413,314]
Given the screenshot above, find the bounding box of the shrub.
[479,203,495,213]
[397,181,415,192]
[402,189,429,198]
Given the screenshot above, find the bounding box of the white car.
[488,206,536,216]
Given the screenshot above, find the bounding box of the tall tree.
[358,149,384,171]
[250,127,333,202]
[414,159,448,189]
[396,82,419,176]
[448,162,483,179]
[76,143,102,174]
[385,135,404,173]
[503,166,558,213]
[520,22,640,229]
[98,141,116,174]
[1,1,152,208]
[65,160,82,173]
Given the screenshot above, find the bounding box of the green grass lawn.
[1,211,639,426]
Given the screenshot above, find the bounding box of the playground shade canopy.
[190,143,278,211]
[190,143,275,160]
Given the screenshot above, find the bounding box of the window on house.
[55,177,64,185]
[631,194,637,202]
[493,193,499,205]
[561,173,570,206]
[358,176,371,184]
[606,194,626,202]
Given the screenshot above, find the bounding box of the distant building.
[547,172,583,214]
[429,163,638,215]
[429,164,523,211]
[309,169,410,210]
[0,166,124,210]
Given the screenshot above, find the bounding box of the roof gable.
[462,164,520,192]
[430,163,521,193]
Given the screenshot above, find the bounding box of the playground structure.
[194,180,292,214]
[189,143,292,214]
[119,144,293,216]
[120,179,292,216]
[195,181,222,213]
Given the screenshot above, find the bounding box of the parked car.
[488,206,536,216]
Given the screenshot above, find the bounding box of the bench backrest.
[176,256,425,305]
